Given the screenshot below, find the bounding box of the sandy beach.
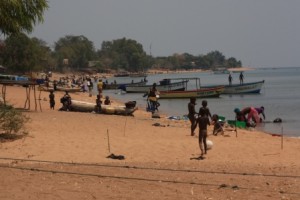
[0,81,299,200]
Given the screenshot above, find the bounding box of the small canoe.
[56,86,82,93]
[126,79,188,93]
[159,86,224,99]
[69,100,137,115]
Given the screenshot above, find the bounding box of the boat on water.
[129,72,147,77]
[125,78,188,93]
[203,80,265,94]
[103,80,147,90]
[69,100,138,115]
[113,71,130,77]
[159,86,224,99]
[159,78,224,99]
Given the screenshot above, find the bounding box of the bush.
[0,104,29,134]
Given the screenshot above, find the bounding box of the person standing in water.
[239,72,244,84]
[228,73,233,85]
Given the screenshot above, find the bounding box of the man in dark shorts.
[188,97,197,136]
[198,107,210,158]
[49,91,55,110]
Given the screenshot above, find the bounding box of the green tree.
[54,35,96,71]
[226,57,242,68]
[97,38,149,72]
[1,33,50,72]
[0,0,48,35]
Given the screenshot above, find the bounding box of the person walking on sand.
[87,78,93,97]
[49,91,55,110]
[197,107,210,158]
[188,97,197,136]
[97,79,103,96]
[239,72,244,85]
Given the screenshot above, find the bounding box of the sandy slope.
[0,84,299,200]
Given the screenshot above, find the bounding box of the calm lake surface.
[103,67,300,137]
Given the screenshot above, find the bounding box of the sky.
[30,0,300,68]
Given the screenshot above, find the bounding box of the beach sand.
[0,83,299,200]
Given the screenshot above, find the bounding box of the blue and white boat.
[203,80,265,94]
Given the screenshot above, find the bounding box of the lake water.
[102,67,300,137]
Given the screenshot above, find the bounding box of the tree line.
[0,0,242,74]
[0,34,242,74]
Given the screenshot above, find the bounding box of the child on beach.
[198,107,210,158]
[104,96,111,105]
[199,100,212,120]
[49,91,55,110]
[95,94,102,113]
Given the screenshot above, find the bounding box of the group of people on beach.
[188,98,213,159]
[188,97,266,159]
[234,106,265,127]
[46,75,113,112]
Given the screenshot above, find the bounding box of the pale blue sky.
[31,0,300,68]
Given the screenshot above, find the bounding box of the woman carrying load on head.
[148,83,160,112]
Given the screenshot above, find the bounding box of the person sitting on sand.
[212,114,224,136]
[60,91,71,111]
[197,107,210,158]
[104,96,111,105]
[188,97,197,136]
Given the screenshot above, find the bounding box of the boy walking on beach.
[198,107,210,158]
[49,91,55,110]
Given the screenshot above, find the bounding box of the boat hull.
[69,100,137,115]
[103,81,146,90]
[159,86,224,99]
[202,80,265,94]
[223,80,265,94]
[126,81,187,93]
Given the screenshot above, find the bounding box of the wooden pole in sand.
[107,129,111,153]
[281,126,283,150]
[123,116,127,136]
[235,117,238,137]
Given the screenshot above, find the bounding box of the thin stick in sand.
[107,129,111,153]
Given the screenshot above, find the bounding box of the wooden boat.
[56,86,82,93]
[203,80,265,94]
[103,80,147,90]
[129,72,147,77]
[38,85,82,93]
[159,86,224,99]
[69,100,138,115]
[126,79,188,93]
[114,71,129,77]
